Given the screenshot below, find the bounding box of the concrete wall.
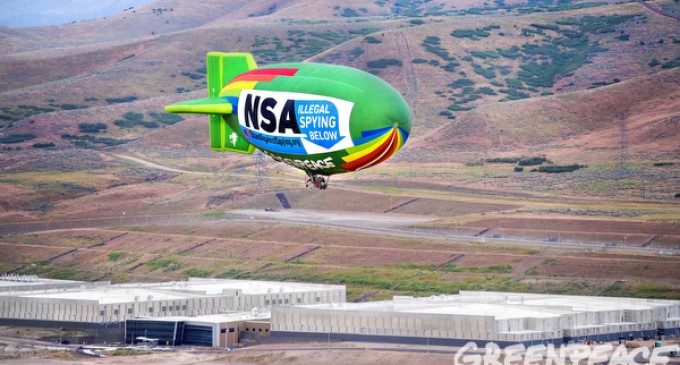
[0,285,345,324]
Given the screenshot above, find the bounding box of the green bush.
[78,122,107,133]
[451,28,490,40]
[149,112,184,125]
[341,8,360,17]
[185,268,212,278]
[499,88,530,100]
[487,157,521,163]
[32,142,55,148]
[498,45,521,59]
[470,50,500,59]
[661,58,680,69]
[366,58,402,68]
[61,104,88,110]
[0,133,36,144]
[423,36,441,45]
[449,78,475,88]
[364,36,382,44]
[530,23,560,31]
[447,104,474,111]
[441,60,460,72]
[105,96,137,104]
[473,66,496,79]
[538,164,585,173]
[477,87,496,95]
[108,251,125,261]
[519,156,547,166]
[648,59,661,67]
[61,134,130,146]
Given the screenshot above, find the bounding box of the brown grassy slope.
[0,41,155,92]
[1,1,678,162]
[410,68,680,162]
[0,0,260,54]
[309,1,680,142]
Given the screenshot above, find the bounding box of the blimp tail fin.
[164,53,257,154]
[206,52,257,96]
[206,52,257,153]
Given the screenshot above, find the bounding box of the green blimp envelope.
[165,52,411,189]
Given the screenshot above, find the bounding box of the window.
[99,310,104,316]
[113,309,119,315]
[148,307,153,313]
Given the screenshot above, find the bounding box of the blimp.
[165,52,411,189]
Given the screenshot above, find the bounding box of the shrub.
[530,23,560,31]
[648,59,661,67]
[477,87,496,95]
[114,119,136,128]
[470,50,500,59]
[538,164,585,173]
[61,104,88,110]
[449,78,475,88]
[105,96,137,104]
[499,88,530,100]
[451,28,490,40]
[185,268,212,278]
[473,66,496,79]
[108,251,125,261]
[519,156,547,166]
[149,112,184,125]
[661,58,680,69]
[32,142,55,148]
[441,60,460,72]
[0,133,36,144]
[78,122,107,133]
[487,157,521,163]
[447,104,474,111]
[498,45,521,59]
[364,36,382,44]
[366,58,402,68]
[514,166,524,172]
[423,36,441,45]
[525,267,539,275]
[341,8,360,17]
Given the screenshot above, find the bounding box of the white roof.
[25,288,195,304]
[300,291,680,321]
[13,278,343,304]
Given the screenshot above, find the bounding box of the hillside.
[0,0,679,301]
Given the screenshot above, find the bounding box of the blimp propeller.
[165,52,411,190]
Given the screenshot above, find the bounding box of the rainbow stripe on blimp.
[165,52,411,176]
[342,126,408,171]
